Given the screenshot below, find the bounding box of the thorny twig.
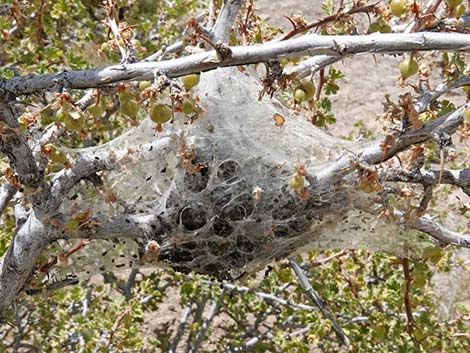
[39,238,91,274]
[227,315,298,352]
[280,2,379,40]
[210,0,243,43]
[104,0,136,64]
[379,167,470,197]
[3,32,470,95]
[404,0,443,33]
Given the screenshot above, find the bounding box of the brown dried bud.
[146,240,160,253]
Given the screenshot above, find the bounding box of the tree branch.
[380,167,470,196]
[2,32,470,95]
[59,212,152,241]
[0,183,16,216]
[187,288,225,353]
[0,213,51,317]
[217,281,318,311]
[415,75,470,113]
[317,104,468,183]
[169,301,193,353]
[280,2,379,40]
[289,259,350,347]
[0,94,41,187]
[210,0,243,43]
[288,54,343,78]
[406,213,470,248]
[400,257,419,347]
[142,12,207,62]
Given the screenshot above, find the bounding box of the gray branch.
[380,167,470,192]
[218,281,318,311]
[289,55,343,78]
[0,95,41,188]
[2,32,470,95]
[169,301,193,353]
[0,183,16,216]
[289,259,350,347]
[317,104,467,183]
[187,289,226,353]
[0,214,51,316]
[210,0,243,43]
[399,210,470,248]
[415,75,470,112]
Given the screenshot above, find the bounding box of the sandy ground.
[256,0,406,137]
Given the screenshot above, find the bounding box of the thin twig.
[400,257,419,348]
[289,258,351,346]
[415,75,470,113]
[207,0,217,28]
[210,0,243,43]
[169,301,193,353]
[184,295,209,353]
[107,309,129,347]
[404,0,443,33]
[303,250,348,269]
[288,55,343,78]
[280,2,379,40]
[214,281,319,311]
[188,289,226,353]
[379,167,470,195]
[39,238,91,274]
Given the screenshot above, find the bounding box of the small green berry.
[294,88,307,102]
[182,74,200,91]
[399,58,419,79]
[390,0,407,16]
[182,99,194,115]
[289,175,304,190]
[149,103,173,124]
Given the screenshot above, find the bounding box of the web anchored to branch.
[44,67,467,283]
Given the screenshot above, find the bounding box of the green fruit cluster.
[368,22,392,33]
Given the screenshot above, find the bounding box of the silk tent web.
[45,67,430,282]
